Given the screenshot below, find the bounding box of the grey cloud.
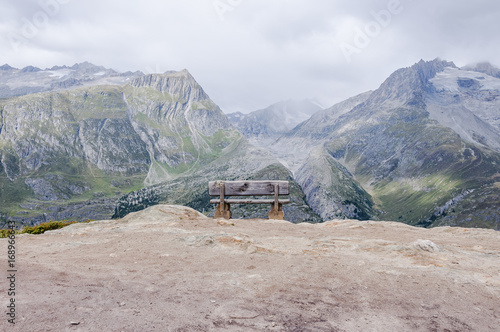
[0,0,499,113]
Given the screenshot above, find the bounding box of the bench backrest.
[208,180,289,196]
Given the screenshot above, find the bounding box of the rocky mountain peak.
[368,58,456,106]
[20,65,42,73]
[128,70,208,102]
[413,58,457,81]
[49,65,70,70]
[0,64,16,71]
[70,61,111,74]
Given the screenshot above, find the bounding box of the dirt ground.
[2,204,500,331]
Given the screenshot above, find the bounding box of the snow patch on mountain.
[431,67,500,92]
[0,62,144,98]
[428,67,500,150]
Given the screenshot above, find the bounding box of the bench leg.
[268,203,284,220]
[214,203,232,219]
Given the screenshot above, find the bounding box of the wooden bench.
[209,180,290,220]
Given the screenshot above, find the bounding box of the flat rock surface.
[3,205,500,331]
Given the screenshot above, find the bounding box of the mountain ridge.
[260,59,500,228]
[0,61,143,99]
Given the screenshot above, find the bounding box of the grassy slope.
[0,87,142,219]
[0,83,241,223]
[324,105,500,228]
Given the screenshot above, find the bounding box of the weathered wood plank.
[208,180,289,196]
[210,199,290,204]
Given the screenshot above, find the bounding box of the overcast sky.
[1,0,499,113]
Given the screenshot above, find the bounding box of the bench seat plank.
[209,180,289,196]
[210,198,290,204]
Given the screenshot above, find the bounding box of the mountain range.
[0,63,319,225]
[266,59,500,229]
[0,61,143,98]
[1,59,499,230]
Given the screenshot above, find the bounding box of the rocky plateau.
[4,204,499,331]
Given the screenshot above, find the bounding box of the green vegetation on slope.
[323,104,500,228]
